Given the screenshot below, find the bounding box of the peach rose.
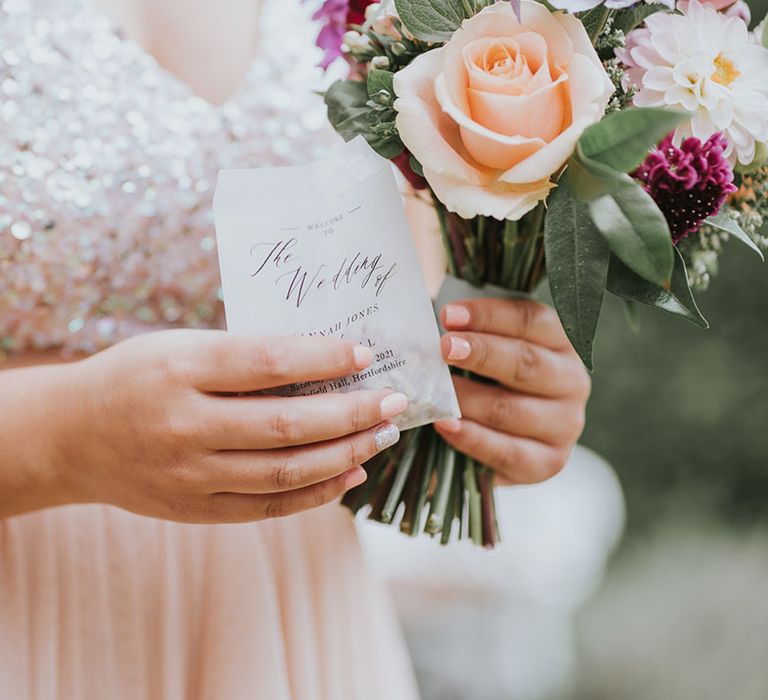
[393,0,614,220]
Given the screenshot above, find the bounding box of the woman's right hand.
[51,330,406,523]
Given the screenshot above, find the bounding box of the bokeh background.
[573,1,768,695]
[362,3,768,698]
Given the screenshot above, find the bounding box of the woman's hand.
[434,298,590,485]
[33,330,406,523]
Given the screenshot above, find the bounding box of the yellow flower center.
[711,53,740,86]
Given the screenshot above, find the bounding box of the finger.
[198,389,408,450]
[189,332,374,393]
[452,376,585,446]
[199,467,368,524]
[440,298,570,351]
[441,332,590,397]
[434,418,570,485]
[205,422,401,494]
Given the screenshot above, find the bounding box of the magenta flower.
[634,133,738,243]
[310,0,349,69]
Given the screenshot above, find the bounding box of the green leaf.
[761,17,768,49]
[393,0,467,42]
[578,6,611,40]
[579,108,686,173]
[707,212,765,262]
[544,182,611,370]
[409,155,424,177]
[325,80,369,135]
[367,69,395,98]
[588,178,675,287]
[607,249,708,329]
[325,79,403,159]
[622,299,641,332]
[566,147,635,201]
[370,136,405,159]
[613,3,669,34]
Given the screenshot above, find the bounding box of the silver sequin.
[0,0,334,359]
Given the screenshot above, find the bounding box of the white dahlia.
[618,0,768,165]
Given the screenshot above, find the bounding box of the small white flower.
[365,2,382,21]
[370,55,391,70]
[363,0,402,39]
[618,0,768,165]
[342,30,371,53]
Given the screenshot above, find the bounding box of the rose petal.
[394,49,493,185]
[464,39,534,96]
[462,33,552,96]
[467,72,568,141]
[426,166,552,220]
[435,74,548,170]
[441,1,574,113]
[393,0,615,221]
[499,53,612,185]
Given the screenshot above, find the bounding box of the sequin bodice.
[0,0,332,358]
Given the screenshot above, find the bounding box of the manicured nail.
[375,423,400,451]
[447,336,471,361]
[343,467,367,490]
[444,304,471,329]
[435,418,462,434]
[352,345,373,369]
[380,392,409,420]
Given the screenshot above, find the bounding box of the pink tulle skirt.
[0,503,419,699]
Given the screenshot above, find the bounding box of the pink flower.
[677,0,737,10]
[676,0,750,18]
[393,0,613,220]
[310,0,348,69]
[308,0,379,69]
[634,133,737,242]
[617,0,768,166]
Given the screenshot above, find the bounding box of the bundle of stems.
[342,199,547,547]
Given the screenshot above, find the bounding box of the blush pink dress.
[0,1,420,698]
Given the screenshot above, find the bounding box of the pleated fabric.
[0,504,419,700]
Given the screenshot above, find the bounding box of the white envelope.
[214,137,460,430]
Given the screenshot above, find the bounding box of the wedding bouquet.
[311,0,768,546]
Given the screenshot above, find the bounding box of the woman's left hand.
[434,297,591,485]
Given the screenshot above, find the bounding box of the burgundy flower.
[634,133,738,243]
[347,0,378,26]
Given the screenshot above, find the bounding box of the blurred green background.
[393,5,768,698]
[583,0,768,538]
[584,245,768,537]
[570,3,768,695]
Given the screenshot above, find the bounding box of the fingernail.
[380,392,409,420]
[444,304,470,329]
[374,423,400,451]
[352,345,373,369]
[435,418,462,434]
[447,336,471,361]
[344,467,367,490]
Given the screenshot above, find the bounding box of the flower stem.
[463,459,483,546]
[479,467,498,548]
[401,429,437,535]
[426,442,456,534]
[381,430,420,523]
[433,199,459,277]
